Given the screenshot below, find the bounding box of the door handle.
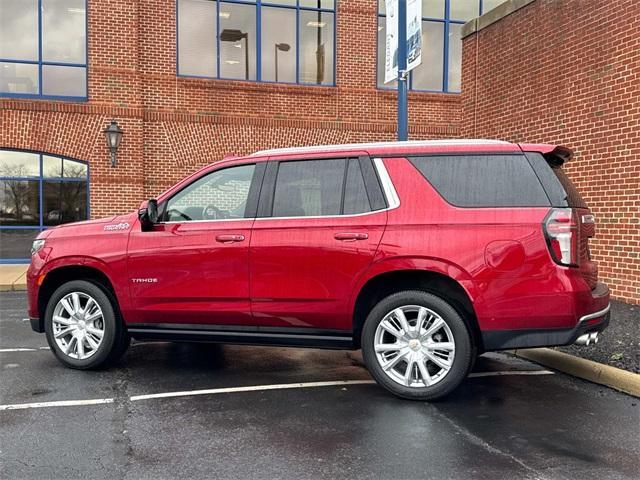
[216,234,245,243]
[334,232,369,241]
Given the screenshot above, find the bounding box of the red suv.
[27,140,610,400]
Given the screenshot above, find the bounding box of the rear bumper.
[482,307,610,350]
[482,282,611,350]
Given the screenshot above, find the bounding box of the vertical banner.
[384,0,422,84]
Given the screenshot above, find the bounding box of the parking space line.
[468,370,554,378]
[0,371,556,411]
[0,348,39,352]
[129,379,377,402]
[0,347,50,352]
[0,398,114,411]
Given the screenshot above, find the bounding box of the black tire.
[44,280,127,370]
[361,290,473,401]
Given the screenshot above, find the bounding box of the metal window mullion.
[256,1,261,81]
[295,1,300,83]
[0,226,43,230]
[216,0,221,79]
[38,0,43,95]
[442,0,450,93]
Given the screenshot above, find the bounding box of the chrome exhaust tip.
[575,332,599,346]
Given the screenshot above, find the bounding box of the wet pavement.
[1,291,639,480]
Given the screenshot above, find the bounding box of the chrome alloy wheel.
[374,305,456,388]
[52,292,105,360]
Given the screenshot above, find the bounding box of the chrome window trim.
[578,303,610,324]
[159,217,251,225]
[156,157,400,224]
[253,156,399,221]
[373,157,400,209]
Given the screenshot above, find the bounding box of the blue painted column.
[397,0,408,141]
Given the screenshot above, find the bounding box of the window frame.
[256,156,389,219]
[175,0,337,87]
[377,0,493,94]
[0,0,89,101]
[0,149,90,263]
[158,162,265,223]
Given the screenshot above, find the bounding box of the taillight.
[543,208,579,267]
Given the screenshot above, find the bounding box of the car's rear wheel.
[44,280,127,369]
[362,290,472,400]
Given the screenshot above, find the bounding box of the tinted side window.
[344,158,372,215]
[165,164,255,221]
[272,159,345,217]
[410,155,550,207]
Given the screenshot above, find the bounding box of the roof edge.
[461,0,537,39]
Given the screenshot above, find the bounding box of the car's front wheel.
[362,290,473,401]
[44,280,128,369]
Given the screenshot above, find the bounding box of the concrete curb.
[0,283,27,292]
[513,348,640,398]
[0,265,28,292]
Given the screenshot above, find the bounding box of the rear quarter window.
[524,152,588,208]
[409,154,550,207]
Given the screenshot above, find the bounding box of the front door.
[249,157,388,331]
[127,163,259,326]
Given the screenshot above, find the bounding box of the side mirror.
[138,199,159,231]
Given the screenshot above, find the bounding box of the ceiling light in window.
[233,43,242,48]
[306,21,326,28]
[219,11,230,19]
[224,60,240,65]
[378,25,383,31]
[67,8,85,14]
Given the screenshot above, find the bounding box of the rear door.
[249,156,388,331]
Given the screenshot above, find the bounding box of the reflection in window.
[219,2,256,80]
[299,10,334,85]
[0,0,87,99]
[177,0,335,85]
[166,164,255,222]
[261,7,296,83]
[377,0,506,92]
[0,149,89,260]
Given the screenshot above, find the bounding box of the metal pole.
[244,34,249,81]
[275,44,278,82]
[397,0,408,141]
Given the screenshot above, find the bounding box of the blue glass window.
[377,0,506,93]
[0,0,87,100]
[0,150,89,262]
[177,0,336,85]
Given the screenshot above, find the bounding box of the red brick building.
[4,0,497,261]
[1,0,637,303]
[461,0,640,303]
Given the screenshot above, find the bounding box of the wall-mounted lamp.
[103,120,124,167]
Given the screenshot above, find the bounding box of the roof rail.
[251,139,510,157]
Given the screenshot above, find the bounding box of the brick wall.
[1,0,460,220]
[461,0,640,304]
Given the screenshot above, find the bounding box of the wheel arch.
[37,263,123,326]
[351,264,482,352]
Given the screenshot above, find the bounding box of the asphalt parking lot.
[1,291,639,480]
